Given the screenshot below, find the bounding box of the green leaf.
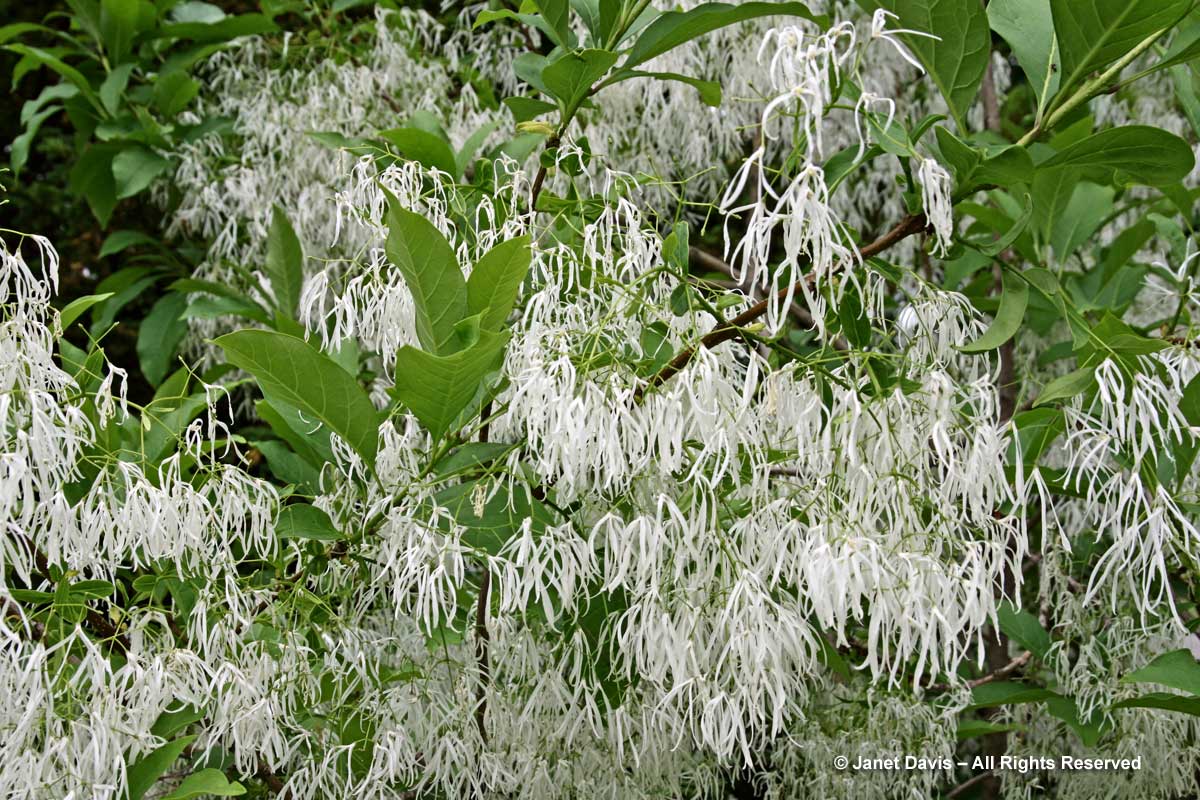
[1039,125,1195,187]
[136,382,210,463]
[624,2,821,70]
[456,120,500,176]
[11,104,57,177]
[857,0,991,130]
[1011,407,1064,467]
[611,69,722,105]
[126,735,197,800]
[266,206,304,318]
[988,0,1059,118]
[100,0,140,64]
[377,127,458,176]
[254,440,320,491]
[214,330,379,467]
[1050,0,1189,98]
[467,236,532,332]
[392,331,510,441]
[69,143,120,226]
[543,49,618,115]
[1113,692,1200,716]
[3,45,103,113]
[150,704,206,739]
[969,681,1054,709]
[1122,649,1200,696]
[159,769,246,799]
[256,399,333,470]
[384,201,468,355]
[137,293,189,386]
[431,479,556,556]
[99,230,157,257]
[433,441,516,477]
[99,62,133,117]
[533,0,572,47]
[59,291,115,331]
[1050,181,1114,261]
[997,601,1052,660]
[112,146,171,199]
[1044,693,1105,746]
[1034,365,1095,407]
[155,70,201,117]
[503,96,557,123]
[1181,372,1200,428]
[959,269,1027,353]
[157,14,278,43]
[276,503,343,542]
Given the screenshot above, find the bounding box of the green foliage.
[392,330,511,441]
[6,0,277,224]
[266,206,305,319]
[1122,649,1200,696]
[621,2,822,69]
[959,269,1027,352]
[858,0,990,130]
[1050,0,1191,98]
[158,769,246,799]
[126,736,197,800]
[214,330,380,468]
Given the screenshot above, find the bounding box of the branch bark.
[636,211,928,400]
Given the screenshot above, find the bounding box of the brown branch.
[257,761,290,798]
[687,246,849,352]
[980,58,1002,134]
[925,650,1032,694]
[946,770,995,799]
[528,135,560,212]
[636,212,929,400]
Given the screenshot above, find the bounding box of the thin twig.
[925,651,1032,693]
[946,770,995,799]
[637,212,928,399]
[688,247,848,350]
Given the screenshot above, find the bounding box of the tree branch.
[925,650,1032,694]
[688,247,848,351]
[637,212,928,399]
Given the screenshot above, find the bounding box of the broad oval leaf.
[467,236,532,331]
[1121,649,1200,696]
[377,127,458,176]
[126,735,197,800]
[997,600,1052,660]
[276,503,343,542]
[969,681,1054,709]
[215,330,379,467]
[113,146,171,199]
[1034,365,1096,407]
[543,49,618,115]
[384,199,468,355]
[159,768,246,799]
[959,269,1028,353]
[392,330,510,441]
[1040,125,1195,187]
[59,291,115,331]
[1113,692,1200,716]
[988,0,1059,117]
